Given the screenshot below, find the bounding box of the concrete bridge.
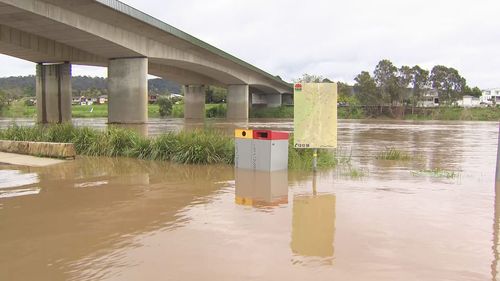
[0,0,293,123]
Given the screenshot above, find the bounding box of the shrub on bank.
[0,124,346,170]
[0,124,234,165]
[250,106,294,118]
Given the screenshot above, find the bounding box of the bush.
[206,104,226,118]
[0,124,234,165]
[158,97,174,117]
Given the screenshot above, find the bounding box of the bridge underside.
[0,0,292,123]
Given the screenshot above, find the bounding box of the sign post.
[293,82,338,172]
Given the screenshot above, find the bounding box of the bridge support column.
[108,57,148,124]
[36,62,72,124]
[266,94,282,108]
[184,85,205,120]
[227,85,249,120]
[282,93,293,105]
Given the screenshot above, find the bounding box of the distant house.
[480,88,500,105]
[148,94,158,104]
[81,97,94,105]
[418,89,439,107]
[72,96,83,105]
[97,95,108,104]
[457,95,480,108]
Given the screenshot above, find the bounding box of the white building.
[457,95,480,108]
[418,89,440,107]
[480,88,500,105]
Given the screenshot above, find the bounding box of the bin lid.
[235,129,253,139]
[253,130,289,140]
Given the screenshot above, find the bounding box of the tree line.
[297,59,482,108]
[0,76,181,100]
[353,59,481,107]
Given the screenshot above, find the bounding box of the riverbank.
[0,124,338,169]
[2,102,498,121]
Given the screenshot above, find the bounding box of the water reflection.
[0,157,233,281]
[492,181,500,280]
[0,119,498,281]
[235,169,288,208]
[291,193,336,265]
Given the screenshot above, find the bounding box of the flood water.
[1,119,499,281]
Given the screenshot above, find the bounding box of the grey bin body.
[253,139,289,171]
[235,138,254,170]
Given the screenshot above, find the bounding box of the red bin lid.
[252,130,289,140]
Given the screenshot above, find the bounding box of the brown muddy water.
[0,118,499,281]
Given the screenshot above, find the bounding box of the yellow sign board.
[293,83,337,148]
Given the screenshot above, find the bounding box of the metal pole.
[313,148,318,172]
[497,123,500,182]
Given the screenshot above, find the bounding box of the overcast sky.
[0,0,498,88]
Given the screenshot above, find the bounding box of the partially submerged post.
[497,123,500,181]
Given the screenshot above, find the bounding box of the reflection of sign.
[294,83,337,149]
[291,194,336,260]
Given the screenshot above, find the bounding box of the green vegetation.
[405,107,500,121]
[0,90,8,112]
[0,124,234,165]
[376,147,412,161]
[158,97,174,117]
[250,106,294,118]
[171,103,227,118]
[0,76,180,99]
[338,166,366,179]
[0,98,36,117]
[411,168,460,179]
[206,104,227,118]
[0,124,351,170]
[287,136,351,170]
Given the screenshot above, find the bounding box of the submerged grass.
[411,168,460,179]
[0,124,234,165]
[1,125,348,170]
[287,136,351,170]
[376,147,412,161]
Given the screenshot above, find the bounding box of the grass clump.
[287,136,351,170]
[0,124,234,165]
[411,168,459,179]
[376,147,412,161]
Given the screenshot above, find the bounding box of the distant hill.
[0,76,181,98]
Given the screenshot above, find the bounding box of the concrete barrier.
[0,140,76,159]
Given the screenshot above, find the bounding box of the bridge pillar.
[36,62,72,124]
[184,85,206,120]
[282,93,293,105]
[227,85,249,120]
[108,57,148,124]
[266,94,282,108]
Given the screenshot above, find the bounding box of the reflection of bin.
[235,169,288,207]
[252,130,289,171]
[234,129,253,170]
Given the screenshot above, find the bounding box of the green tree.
[157,96,174,117]
[430,65,466,105]
[0,90,8,112]
[205,86,227,103]
[410,65,429,107]
[294,74,325,83]
[374,59,400,105]
[354,71,380,105]
[463,86,482,98]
